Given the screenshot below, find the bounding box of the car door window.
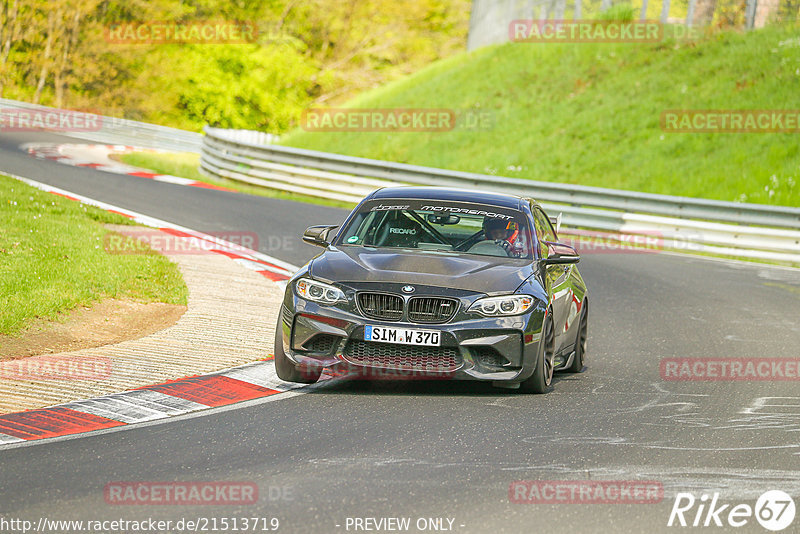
[535,208,556,242]
[530,205,555,258]
[531,210,543,258]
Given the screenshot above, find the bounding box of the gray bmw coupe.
[275,187,588,393]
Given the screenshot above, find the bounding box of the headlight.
[295,278,345,304]
[469,295,534,316]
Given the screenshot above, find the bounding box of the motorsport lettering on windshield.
[422,205,513,220]
[370,204,410,211]
[369,203,513,220]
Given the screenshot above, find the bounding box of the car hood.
[310,246,534,294]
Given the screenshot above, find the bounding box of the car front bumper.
[279,287,548,384]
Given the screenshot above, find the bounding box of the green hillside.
[282,25,800,207]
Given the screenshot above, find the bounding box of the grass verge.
[281,24,800,208]
[0,174,188,336]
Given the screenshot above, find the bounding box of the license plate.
[364,325,441,346]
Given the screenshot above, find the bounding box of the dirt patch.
[0,299,186,360]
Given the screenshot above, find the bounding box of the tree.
[0,0,22,96]
[692,0,717,26]
[754,0,780,27]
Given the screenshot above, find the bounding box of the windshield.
[337,199,533,259]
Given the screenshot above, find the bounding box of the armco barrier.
[0,98,201,153]
[1,98,795,263]
[201,126,800,263]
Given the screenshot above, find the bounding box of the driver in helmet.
[478,217,520,257]
[483,218,512,241]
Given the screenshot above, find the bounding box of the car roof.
[370,186,524,210]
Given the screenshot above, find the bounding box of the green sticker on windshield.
[347,235,359,243]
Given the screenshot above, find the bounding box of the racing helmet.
[483,217,513,241]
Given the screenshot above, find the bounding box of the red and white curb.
[0,173,312,445]
[22,142,234,192]
[0,359,336,445]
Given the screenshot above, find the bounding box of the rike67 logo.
[668,490,795,531]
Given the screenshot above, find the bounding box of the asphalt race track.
[1,131,799,534]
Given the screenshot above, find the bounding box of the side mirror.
[303,225,339,247]
[541,241,580,265]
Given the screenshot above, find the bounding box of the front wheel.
[274,316,321,384]
[519,315,555,394]
[567,300,588,373]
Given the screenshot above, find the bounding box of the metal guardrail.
[0,98,202,153]
[8,99,792,262]
[202,126,800,264]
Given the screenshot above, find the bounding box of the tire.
[519,315,555,394]
[567,300,588,373]
[274,316,321,384]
